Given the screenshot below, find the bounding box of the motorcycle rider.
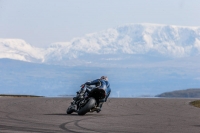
[73,76,111,112]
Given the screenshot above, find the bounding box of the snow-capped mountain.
[49,23,200,56]
[1,23,200,66]
[0,39,45,62]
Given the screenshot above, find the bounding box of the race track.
[0,97,200,133]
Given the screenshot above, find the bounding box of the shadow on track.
[44,113,98,116]
[44,113,69,116]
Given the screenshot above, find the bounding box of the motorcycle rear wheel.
[78,98,96,115]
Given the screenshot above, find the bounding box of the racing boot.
[96,102,103,113]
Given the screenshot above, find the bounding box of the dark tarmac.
[0,97,200,133]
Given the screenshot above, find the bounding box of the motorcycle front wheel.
[66,105,75,114]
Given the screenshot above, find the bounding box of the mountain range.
[1,23,200,66]
[1,23,200,97]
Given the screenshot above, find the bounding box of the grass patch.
[190,100,200,108]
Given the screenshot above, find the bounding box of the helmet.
[100,76,108,81]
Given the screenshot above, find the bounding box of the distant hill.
[156,89,200,98]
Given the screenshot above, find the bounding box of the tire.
[66,105,74,114]
[78,98,96,115]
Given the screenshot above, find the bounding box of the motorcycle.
[66,84,106,115]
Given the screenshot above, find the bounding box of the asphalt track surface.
[0,97,200,133]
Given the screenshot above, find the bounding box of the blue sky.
[0,0,200,47]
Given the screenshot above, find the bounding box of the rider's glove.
[80,84,85,87]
